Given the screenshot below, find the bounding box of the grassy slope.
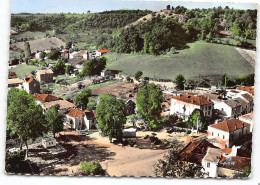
[11,31,46,40]
[105,41,254,80]
[9,64,41,78]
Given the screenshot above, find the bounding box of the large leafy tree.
[136,83,163,129]
[79,57,106,77]
[7,88,48,157]
[96,94,126,142]
[53,59,66,75]
[74,90,92,110]
[187,109,208,131]
[45,105,64,137]
[175,74,186,90]
[65,64,75,75]
[154,149,203,178]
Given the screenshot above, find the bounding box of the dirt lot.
[10,129,202,177]
[92,81,139,100]
[10,37,66,53]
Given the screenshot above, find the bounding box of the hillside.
[105,41,254,82]
[123,10,189,30]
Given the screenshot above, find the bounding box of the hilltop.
[123,10,189,30]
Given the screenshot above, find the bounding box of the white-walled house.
[23,77,40,94]
[65,108,96,131]
[239,112,254,132]
[208,119,250,149]
[42,138,56,149]
[170,94,214,120]
[214,99,241,119]
[95,49,109,57]
[202,148,223,178]
[202,146,249,178]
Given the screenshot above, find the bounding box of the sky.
[11,0,257,14]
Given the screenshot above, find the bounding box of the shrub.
[80,161,105,175]
[5,152,32,174]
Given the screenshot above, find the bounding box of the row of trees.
[7,88,64,157]
[11,10,152,32]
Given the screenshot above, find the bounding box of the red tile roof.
[44,100,76,110]
[97,49,109,53]
[34,94,60,102]
[37,69,53,75]
[8,78,24,85]
[179,139,219,164]
[239,112,253,121]
[24,77,35,83]
[66,108,85,118]
[172,94,213,106]
[210,119,250,133]
[8,72,17,77]
[223,148,232,154]
[237,86,254,95]
[219,156,251,170]
[66,108,94,119]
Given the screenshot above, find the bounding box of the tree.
[74,90,92,110]
[45,105,64,137]
[80,161,105,175]
[96,94,126,142]
[154,149,203,178]
[53,59,66,75]
[46,49,60,60]
[65,64,75,75]
[24,42,31,59]
[175,74,185,90]
[5,152,32,174]
[7,88,47,157]
[187,109,208,131]
[135,71,143,79]
[65,41,72,49]
[79,57,106,77]
[136,83,163,129]
[243,164,251,177]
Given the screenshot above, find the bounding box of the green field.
[9,64,41,78]
[105,41,254,81]
[11,31,46,40]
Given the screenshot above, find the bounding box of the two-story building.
[170,94,214,120]
[207,119,250,149]
[23,77,40,94]
[36,69,54,84]
[214,99,242,119]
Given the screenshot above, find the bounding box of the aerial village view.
[6,0,257,179]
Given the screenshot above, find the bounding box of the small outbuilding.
[122,128,137,138]
[42,137,56,149]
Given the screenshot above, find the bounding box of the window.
[209,106,211,110]
[218,133,219,137]
[223,135,225,139]
[212,132,214,136]
[207,162,210,168]
[208,111,210,115]
[205,107,208,111]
